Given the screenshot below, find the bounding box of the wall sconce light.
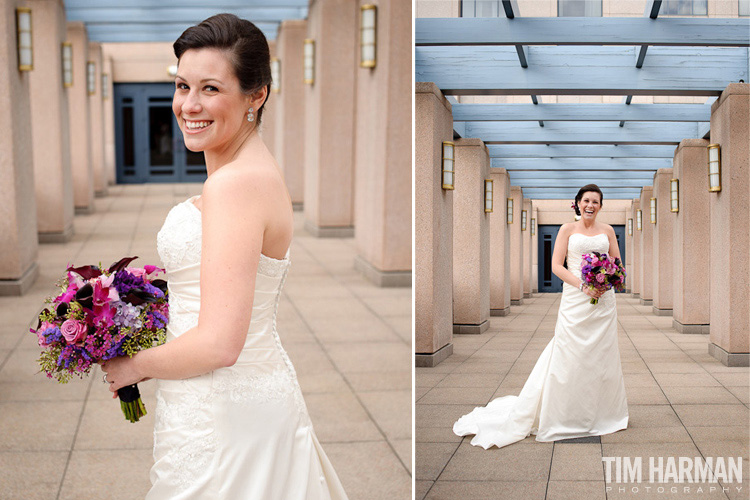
[507,198,513,224]
[521,210,527,230]
[707,143,721,192]
[531,217,536,235]
[441,141,454,190]
[628,218,633,236]
[86,61,96,95]
[167,64,177,77]
[303,39,315,85]
[271,58,280,93]
[484,179,493,213]
[650,197,656,224]
[360,4,377,68]
[636,209,642,230]
[16,8,33,71]
[670,179,679,212]
[62,42,73,87]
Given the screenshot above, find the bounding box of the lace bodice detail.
[566,233,610,280]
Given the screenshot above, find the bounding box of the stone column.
[652,168,674,316]
[259,40,277,154]
[303,0,357,236]
[274,20,307,210]
[672,139,710,333]
[415,82,453,367]
[66,21,93,213]
[639,186,654,305]
[28,0,73,243]
[0,0,39,295]
[522,199,532,297]
[88,42,106,197]
[509,186,524,305]
[353,0,411,287]
[102,56,115,186]
[489,168,511,316]
[532,206,538,293]
[708,84,749,366]
[630,198,641,297]
[452,139,490,334]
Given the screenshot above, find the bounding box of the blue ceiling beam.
[64,0,307,8]
[415,46,749,95]
[452,103,710,122]
[66,7,306,24]
[84,23,278,42]
[465,121,699,144]
[491,157,672,170]
[510,178,651,188]
[487,144,676,158]
[415,18,750,47]
[517,187,644,200]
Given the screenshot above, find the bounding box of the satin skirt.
[453,284,629,449]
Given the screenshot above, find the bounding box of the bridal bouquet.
[580,251,626,304]
[30,256,168,422]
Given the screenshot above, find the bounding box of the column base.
[415,343,454,367]
[708,343,749,367]
[639,298,653,306]
[0,262,39,296]
[38,223,74,244]
[652,306,673,317]
[511,299,523,306]
[672,319,710,334]
[532,288,538,293]
[304,220,354,238]
[453,320,489,335]
[491,307,510,316]
[74,205,94,215]
[353,255,411,287]
[632,292,640,299]
[523,292,531,298]
[94,188,108,198]
[292,202,303,212]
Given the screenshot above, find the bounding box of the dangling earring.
[247,107,254,122]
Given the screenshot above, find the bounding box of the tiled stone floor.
[416,293,749,500]
[0,183,411,500]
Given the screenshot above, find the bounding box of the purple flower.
[113,270,145,296]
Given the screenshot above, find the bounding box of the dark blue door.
[114,83,207,184]
[538,224,627,293]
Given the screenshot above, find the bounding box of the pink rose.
[60,319,87,344]
[596,274,606,283]
[124,267,146,278]
[36,321,54,347]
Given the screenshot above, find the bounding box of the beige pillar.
[259,41,277,154]
[88,42,106,197]
[28,0,74,243]
[630,198,641,297]
[532,206,538,293]
[489,168,511,316]
[652,168,674,316]
[708,84,749,366]
[522,199,532,297]
[672,139,710,333]
[274,20,307,210]
[452,139,490,334]
[303,1,357,236]
[509,186,524,305]
[66,22,93,212]
[353,0,411,287]
[102,56,115,186]
[639,186,654,305]
[0,0,39,295]
[415,82,453,367]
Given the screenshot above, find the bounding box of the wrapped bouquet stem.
[31,256,168,422]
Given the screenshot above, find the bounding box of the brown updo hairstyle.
[173,13,272,125]
[572,184,604,216]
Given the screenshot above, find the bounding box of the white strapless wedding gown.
[453,232,629,449]
[149,195,348,499]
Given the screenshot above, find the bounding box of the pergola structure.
[416,1,750,199]
[63,0,309,42]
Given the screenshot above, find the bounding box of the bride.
[453,184,629,449]
[101,14,348,499]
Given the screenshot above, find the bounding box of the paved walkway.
[0,183,411,500]
[416,293,749,500]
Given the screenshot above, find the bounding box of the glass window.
[661,0,707,15]
[461,0,502,17]
[740,0,750,16]
[558,0,602,16]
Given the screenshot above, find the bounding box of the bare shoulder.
[559,222,573,235]
[601,223,616,236]
[202,162,285,211]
